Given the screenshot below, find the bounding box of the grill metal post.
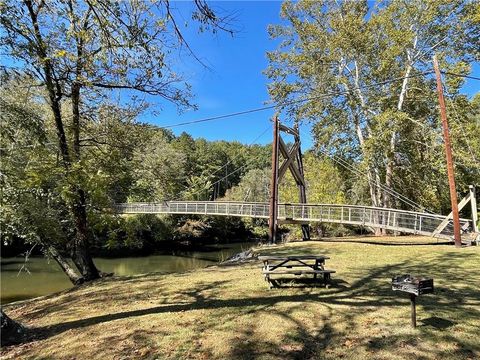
[392,274,433,329]
[410,294,417,328]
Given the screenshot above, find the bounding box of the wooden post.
[269,116,279,244]
[295,134,310,240]
[470,185,478,233]
[433,55,462,247]
[268,119,313,241]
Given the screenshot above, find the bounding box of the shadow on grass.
[420,316,455,329]
[7,251,480,359]
[316,239,452,246]
[266,277,349,289]
[365,332,477,360]
[228,309,335,360]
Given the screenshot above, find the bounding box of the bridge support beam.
[268,116,279,244]
[432,185,478,241]
[269,116,310,243]
[470,185,478,234]
[296,142,310,240]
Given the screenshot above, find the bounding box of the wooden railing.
[114,201,473,240]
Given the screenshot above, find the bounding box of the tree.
[131,131,186,201]
[279,153,345,204]
[172,132,197,177]
[266,0,479,222]
[279,152,347,238]
[225,168,270,202]
[0,0,233,283]
[1,309,26,346]
[1,75,85,283]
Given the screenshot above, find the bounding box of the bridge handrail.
[114,201,472,236]
[114,201,470,222]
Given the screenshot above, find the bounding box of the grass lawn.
[1,236,479,360]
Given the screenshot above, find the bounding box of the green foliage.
[0,77,71,249]
[278,152,349,238]
[111,215,174,250]
[0,0,236,281]
[266,0,480,213]
[279,152,346,204]
[224,168,270,202]
[130,132,186,201]
[0,75,273,252]
[180,139,271,201]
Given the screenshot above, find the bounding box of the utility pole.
[268,115,279,244]
[433,55,462,247]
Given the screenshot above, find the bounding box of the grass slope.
[1,236,479,360]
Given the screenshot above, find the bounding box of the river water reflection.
[1,242,255,304]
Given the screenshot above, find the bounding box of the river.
[0,241,255,305]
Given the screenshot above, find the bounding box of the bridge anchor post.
[269,116,310,243]
[268,116,280,244]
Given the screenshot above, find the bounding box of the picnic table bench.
[259,255,335,288]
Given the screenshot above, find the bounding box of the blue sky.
[141,1,480,150]
[146,1,285,146]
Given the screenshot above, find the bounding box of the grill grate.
[392,274,434,296]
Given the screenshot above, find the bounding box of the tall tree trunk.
[383,33,417,211]
[68,84,99,281]
[350,62,384,216]
[67,5,101,280]
[355,119,379,205]
[46,244,84,285]
[71,188,100,280]
[355,120,383,235]
[1,309,26,346]
[26,0,100,282]
[373,167,386,235]
[384,143,395,210]
[70,81,100,281]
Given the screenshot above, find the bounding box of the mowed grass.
[1,236,479,360]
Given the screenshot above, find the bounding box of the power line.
[158,71,434,129]
[392,77,480,172]
[2,71,435,152]
[177,151,265,201]
[441,71,480,82]
[175,124,270,195]
[161,106,278,128]
[443,85,479,166]
[4,72,478,154]
[208,125,271,178]
[176,125,272,200]
[330,154,432,212]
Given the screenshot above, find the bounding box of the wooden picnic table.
[259,255,335,288]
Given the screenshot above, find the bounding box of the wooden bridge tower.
[269,116,310,243]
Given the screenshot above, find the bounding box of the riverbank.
[1,236,479,359]
[1,241,256,305]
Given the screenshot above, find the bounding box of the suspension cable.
[316,147,434,213]
[176,125,272,200]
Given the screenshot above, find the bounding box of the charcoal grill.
[392,274,434,328]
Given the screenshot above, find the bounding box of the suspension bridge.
[116,118,479,244]
[114,201,475,240]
